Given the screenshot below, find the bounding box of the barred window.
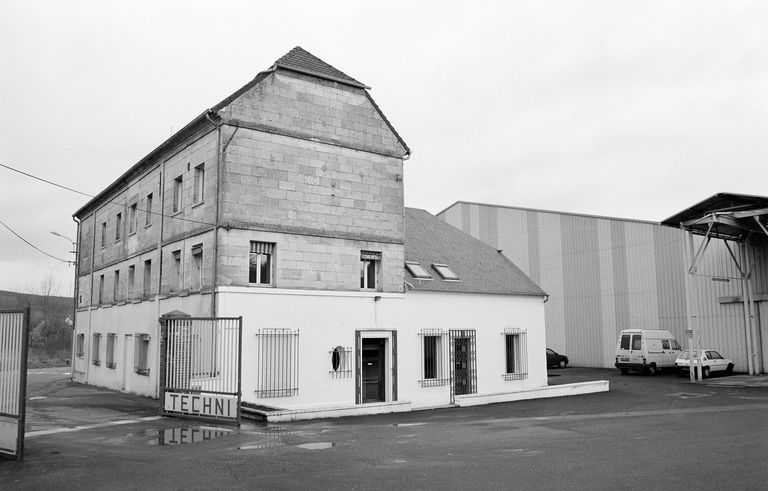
[254,329,298,397]
[329,346,352,379]
[106,333,117,369]
[249,242,274,285]
[92,333,101,366]
[419,329,449,387]
[503,328,528,381]
[135,334,150,376]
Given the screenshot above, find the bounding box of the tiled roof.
[273,46,369,89]
[404,208,547,296]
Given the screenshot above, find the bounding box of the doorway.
[356,330,397,404]
[450,329,476,402]
[362,338,385,403]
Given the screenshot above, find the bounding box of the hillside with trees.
[0,282,73,365]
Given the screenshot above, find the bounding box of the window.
[101,222,107,248]
[254,329,299,397]
[173,176,183,213]
[432,263,460,280]
[360,250,381,290]
[191,244,203,290]
[405,261,431,279]
[129,203,137,234]
[329,346,352,379]
[115,212,122,242]
[106,333,116,369]
[631,335,642,351]
[76,333,85,358]
[620,335,630,350]
[193,164,205,203]
[419,329,449,386]
[98,274,105,305]
[172,250,182,291]
[249,242,274,285]
[134,334,150,375]
[503,329,528,381]
[662,340,670,350]
[127,265,135,300]
[113,270,120,302]
[145,193,153,226]
[143,259,152,298]
[92,333,101,366]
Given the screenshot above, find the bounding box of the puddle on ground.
[392,422,426,427]
[147,426,235,446]
[294,442,336,450]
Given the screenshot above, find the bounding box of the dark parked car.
[546,348,568,368]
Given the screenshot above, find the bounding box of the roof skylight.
[405,261,432,279]
[432,263,460,281]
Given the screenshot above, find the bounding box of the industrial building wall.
[440,202,763,372]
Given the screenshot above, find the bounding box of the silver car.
[675,350,734,379]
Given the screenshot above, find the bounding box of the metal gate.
[0,308,30,460]
[160,316,242,424]
[450,329,477,404]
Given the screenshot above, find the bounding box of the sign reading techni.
[164,392,237,419]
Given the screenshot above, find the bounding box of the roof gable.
[404,208,546,296]
[272,46,369,89]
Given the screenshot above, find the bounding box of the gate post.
[158,311,191,409]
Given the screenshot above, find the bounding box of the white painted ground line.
[26,416,164,438]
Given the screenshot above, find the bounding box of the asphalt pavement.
[2,366,768,489]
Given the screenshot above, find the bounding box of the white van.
[614,329,682,375]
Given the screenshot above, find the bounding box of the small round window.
[331,346,344,372]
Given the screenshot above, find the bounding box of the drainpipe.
[154,165,166,399]
[69,216,81,381]
[205,111,221,318]
[739,242,756,375]
[745,245,761,373]
[85,210,97,384]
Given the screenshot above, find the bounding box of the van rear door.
[617,334,643,366]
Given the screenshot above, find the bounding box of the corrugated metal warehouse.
[438,199,768,373]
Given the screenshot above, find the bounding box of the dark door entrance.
[362,338,385,403]
[450,329,476,402]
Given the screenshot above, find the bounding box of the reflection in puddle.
[148,426,235,446]
[294,442,336,450]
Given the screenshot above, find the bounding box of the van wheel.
[726,364,734,375]
[702,366,710,379]
[620,368,629,375]
[647,364,657,376]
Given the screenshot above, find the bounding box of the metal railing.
[254,329,299,398]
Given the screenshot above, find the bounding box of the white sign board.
[163,392,238,420]
[0,417,19,455]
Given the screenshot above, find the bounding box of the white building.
[72,47,593,419]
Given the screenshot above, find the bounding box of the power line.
[0,218,73,264]
[0,162,93,198]
[0,162,216,227]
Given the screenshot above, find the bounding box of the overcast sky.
[2,0,767,295]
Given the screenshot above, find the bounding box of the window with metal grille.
[419,329,449,386]
[249,242,274,285]
[360,250,381,290]
[329,346,352,379]
[106,333,116,369]
[92,333,101,366]
[134,334,150,376]
[76,333,84,358]
[254,329,299,397]
[503,328,528,381]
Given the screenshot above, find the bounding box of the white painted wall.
[218,287,547,410]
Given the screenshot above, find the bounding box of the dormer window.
[405,261,432,279]
[432,263,460,281]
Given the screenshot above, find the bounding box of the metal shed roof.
[660,192,768,241]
